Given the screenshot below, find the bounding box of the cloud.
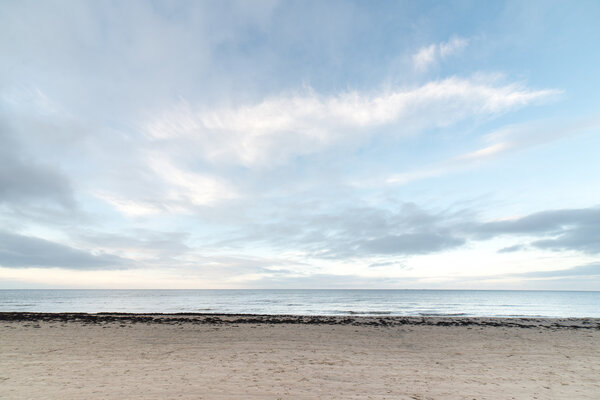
[214,202,469,259]
[0,120,74,209]
[93,153,238,216]
[93,193,164,217]
[78,229,191,259]
[0,150,74,208]
[145,154,238,207]
[439,36,468,58]
[210,201,600,264]
[0,1,595,290]
[497,244,526,253]
[387,115,596,186]
[531,226,600,254]
[476,208,597,236]
[515,263,600,279]
[453,142,512,162]
[0,231,128,269]
[468,116,600,160]
[475,207,600,254]
[244,273,411,289]
[145,77,557,167]
[413,36,468,71]
[386,167,447,185]
[249,263,600,290]
[413,44,437,71]
[359,233,465,255]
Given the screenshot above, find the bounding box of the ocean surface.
[1,289,599,317]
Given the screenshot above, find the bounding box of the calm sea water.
[1,290,599,317]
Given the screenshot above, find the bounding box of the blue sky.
[1,0,599,289]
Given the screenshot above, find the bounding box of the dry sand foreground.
[1,314,599,399]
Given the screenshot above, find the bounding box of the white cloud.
[453,142,512,162]
[439,36,468,58]
[413,36,469,71]
[413,44,437,71]
[94,153,237,216]
[387,115,598,186]
[145,153,237,208]
[145,77,558,167]
[94,193,163,217]
[386,167,447,185]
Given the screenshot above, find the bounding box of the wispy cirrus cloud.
[93,152,238,217]
[145,77,557,167]
[512,263,600,279]
[387,116,596,186]
[209,202,470,260]
[475,207,600,255]
[0,231,128,269]
[95,75,557,217]
[144,154,238,208]
[208,201,600,263]
[413,36,469,71]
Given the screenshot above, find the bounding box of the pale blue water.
[0,290,598,318]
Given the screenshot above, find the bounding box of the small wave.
[505,314,547,318]
[418,313,468,317]
[339,310,393,315]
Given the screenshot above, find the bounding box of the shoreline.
[2,312,599,329]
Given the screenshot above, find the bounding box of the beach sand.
[1,313,599,399]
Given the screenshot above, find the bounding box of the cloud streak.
[387,116,595,186]
[212,203,600,262]
[514,263,600,279]
[0,231,127,269]
[213,202,470,259]
[1,1,598,289]
[413,37,468,71]
[477,207,600,254]
[0,121,74,209]
[145,77,558,167]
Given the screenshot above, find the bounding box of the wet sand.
[1,313,599,399]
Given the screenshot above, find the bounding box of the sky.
[1,0,599,290]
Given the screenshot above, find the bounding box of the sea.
[1,289,599,318]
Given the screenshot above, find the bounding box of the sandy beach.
[1,313,599,399]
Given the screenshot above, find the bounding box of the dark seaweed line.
[1,312,599,330]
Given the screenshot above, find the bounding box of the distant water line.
[1,289,599,318]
